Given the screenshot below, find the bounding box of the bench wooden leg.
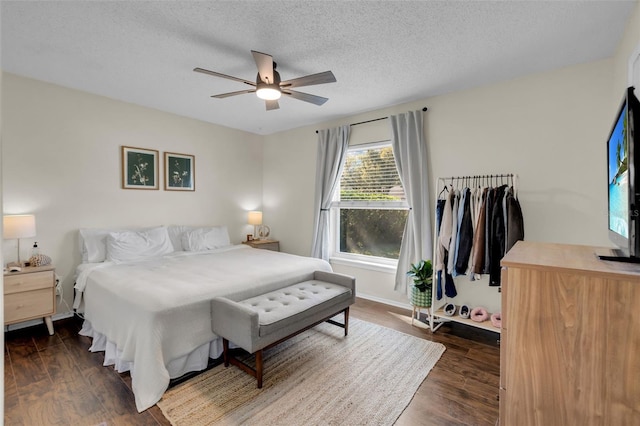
[223,338,230,367]
[256,349,263,388]
[344,307,350,336]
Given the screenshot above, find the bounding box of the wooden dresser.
[500,241,640,425]
[4,265,56,335]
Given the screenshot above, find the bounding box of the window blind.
[332,143,407,209]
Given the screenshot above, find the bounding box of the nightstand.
[242,239,280,252]
[4,265,56,335]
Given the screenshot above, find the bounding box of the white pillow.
[106,227,174,263]
[167,225,194,251]
[79,228,124,263]
[79,226,156,263]
[181,226,231,251]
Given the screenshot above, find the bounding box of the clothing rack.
[439,174,515,189]
[427,173,519,334]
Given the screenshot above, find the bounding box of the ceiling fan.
[194,50,336,111]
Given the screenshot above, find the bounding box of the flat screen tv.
[601,86,640,262]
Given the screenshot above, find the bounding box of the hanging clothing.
[436,191,453,272]
[443,252,458,298]
[489,185,508,286]
[447,190,459,274]
[435,199,446,300]
[434,176,523,298]
[452,189,467,277]
[483,187,495,274]
[505,189,525,252]
[455,188,474,275]
[470,187,488,279]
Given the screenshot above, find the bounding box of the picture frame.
[121,146,159,190]
[164,152,195,191]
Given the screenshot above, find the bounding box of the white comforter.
[73,245,331,412]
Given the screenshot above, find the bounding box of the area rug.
[157,318,445,425]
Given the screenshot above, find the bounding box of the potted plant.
[407,259,433,307]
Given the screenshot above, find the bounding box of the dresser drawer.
[4,271,54,295]
[4,288,55,324]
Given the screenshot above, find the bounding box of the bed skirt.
[80,320,225,383]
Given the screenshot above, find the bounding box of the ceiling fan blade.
[265,100,280,111]
[211,89,256,99]
[194,67,255,87]
[282,89,328,106]
[280,71,336,89]
[251,50,274,84]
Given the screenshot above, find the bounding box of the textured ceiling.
[0,1,636,135]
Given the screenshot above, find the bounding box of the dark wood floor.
[4,298,500,425]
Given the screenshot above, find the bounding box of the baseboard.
[4,310,75,333]
[356,292,412,311]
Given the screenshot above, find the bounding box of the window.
[331,142,408,262]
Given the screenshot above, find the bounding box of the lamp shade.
[3,215,36,239]
[248,211,263,226]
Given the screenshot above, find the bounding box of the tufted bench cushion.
[211,270,355,387]
[239,281,351,336]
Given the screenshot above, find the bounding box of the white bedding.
[73,244,331,412]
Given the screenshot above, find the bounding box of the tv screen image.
[608,103,629,239]
[602,86,640,262]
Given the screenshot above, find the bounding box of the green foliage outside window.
[338,145,408,259]
[340,209,408,258]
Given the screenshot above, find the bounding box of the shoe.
[444,303,456,316]
[459,304,470,319]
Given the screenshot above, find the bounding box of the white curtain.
[311,125,350,260]
[389,110,432,295]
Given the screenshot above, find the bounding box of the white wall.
[264,58,615,307]
[613,2,640,99]
[1,73,263,314]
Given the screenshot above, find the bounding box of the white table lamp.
[3,214,36,266]
[248,211,262,240]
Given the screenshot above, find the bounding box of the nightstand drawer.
[4,271,54,295]
[255,241,279,251]
[4,288,55,324]
[242,240,280,251]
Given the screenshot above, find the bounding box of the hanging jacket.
[452,189,467,276]
[447,190,459,273]
[455,188,474,275]
[435,199,446,300]
[436,191,453,272]
[470,187,487,278]
[506,189,525,252]
[489,185,508,286]
[483,187,495,274]
[443,190,458,298]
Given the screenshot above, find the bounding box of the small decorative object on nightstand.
[4,265,56,335]
[242,239,280,252]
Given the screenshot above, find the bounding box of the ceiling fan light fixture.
[256,84,281,100]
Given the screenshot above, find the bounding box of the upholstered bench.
[210,270,356,387]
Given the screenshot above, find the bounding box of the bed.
[73,225,331,412]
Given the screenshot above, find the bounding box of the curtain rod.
[315,107,427,133]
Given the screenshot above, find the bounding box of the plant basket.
[411,285,432,308]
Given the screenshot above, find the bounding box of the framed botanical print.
[121,146,159,190]
[164,152,195,191]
